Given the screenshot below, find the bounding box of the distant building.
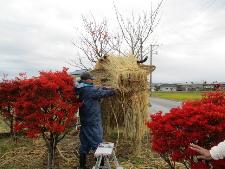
[151,83,162,91]
[159,84,178,91]
[191,84,204,91]
[157,83,225,92]
[222,84,225,90]
[177,84,203,91]
[203,83,225,91]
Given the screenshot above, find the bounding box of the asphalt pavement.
[149,97,182,114]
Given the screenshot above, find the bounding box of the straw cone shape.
[91,55,155,150]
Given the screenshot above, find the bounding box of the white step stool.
[92,142,123,169]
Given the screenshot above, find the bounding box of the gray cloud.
[0,0,225,83]
[152,0,225,83]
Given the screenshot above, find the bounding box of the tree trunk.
[10,108,17,141]
[10,119,13,135]
[47,133,57,169]
[7,106,14,136]
[10,119,17,141]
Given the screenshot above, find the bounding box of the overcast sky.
[1,0,225,83]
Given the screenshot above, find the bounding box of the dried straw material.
[91,55,155,151]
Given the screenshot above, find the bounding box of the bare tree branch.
[73,15,116,66]
[113,0,164,61]
[72,1,164,67]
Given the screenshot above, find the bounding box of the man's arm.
[91,87,116,99]
[190,140,225,160]
[210,140,225,160]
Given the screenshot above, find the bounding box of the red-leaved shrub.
[147,92,225,169]
[0,77,20,135]
[13,68,80,169]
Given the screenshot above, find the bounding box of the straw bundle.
[91,55,155,151]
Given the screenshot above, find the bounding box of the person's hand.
[189,143,213,160]
[103,86,119,91]
[111,87,120,94]
[101,86,111,90]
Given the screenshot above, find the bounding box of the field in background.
[151,91,204,101]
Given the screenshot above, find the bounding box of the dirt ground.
[0,132,186,169]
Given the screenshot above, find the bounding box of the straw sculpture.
[91,55,155,152]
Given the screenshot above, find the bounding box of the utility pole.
[149,44,159,95]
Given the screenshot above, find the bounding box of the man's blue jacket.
[76,82,115,154]
[76,82,115,126]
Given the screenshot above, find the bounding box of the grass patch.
[0,117,9,133]
[0,137,33,157]
[0,134,187,169]
[1,165,25,169]
[151,91,204,101]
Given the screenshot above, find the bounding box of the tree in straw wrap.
[91,55,155,153]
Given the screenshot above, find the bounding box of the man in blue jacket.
[76,72,116,169]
